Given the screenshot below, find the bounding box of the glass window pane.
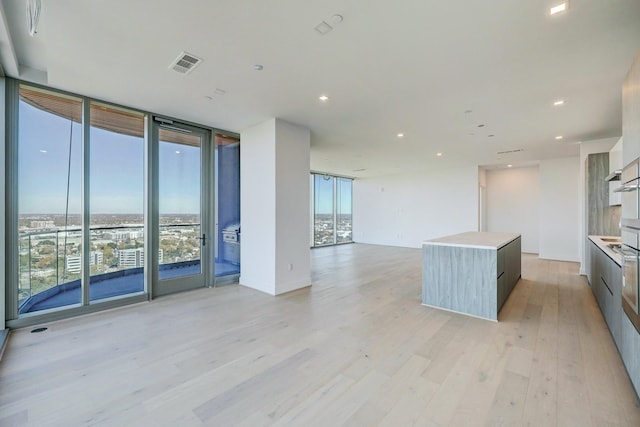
[158,128,202,279]
[215,134,240,277]
[314,175,335,246]
[336,178,353,243]
[17,86,83,313]
[89,103,145,301]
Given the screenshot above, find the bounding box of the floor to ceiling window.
[89,102,145,301]
[16,87,84,313]
[311,173,353,247]
[335,177,353,244]
[5,80,240,326]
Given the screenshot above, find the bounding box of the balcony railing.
[18,223,203,313]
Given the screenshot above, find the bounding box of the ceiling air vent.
[496,149,524,155]
[169,52,203,74]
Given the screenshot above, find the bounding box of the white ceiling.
[1,0,640,177]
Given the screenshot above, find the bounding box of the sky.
[314,175,352,215]
[19,99,201,215]
[18,97,351,217]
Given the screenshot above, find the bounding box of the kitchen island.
[422,232,521,321]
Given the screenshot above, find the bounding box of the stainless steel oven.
[620,157,640,333]
[622,229,640,333]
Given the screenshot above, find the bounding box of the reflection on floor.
[21,259,239,314]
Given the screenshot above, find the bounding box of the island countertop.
[423,231,521,250]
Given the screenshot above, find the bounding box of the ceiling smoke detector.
[169,52,203,74]
[315,21,333,35]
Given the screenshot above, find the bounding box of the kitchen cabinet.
[589,240,621,343]
[588,238,639,395]
[608,137,623,206]
[498,238,522,310]
[622,51,640,165]
[587,153,620,236]
[422,232,521,321]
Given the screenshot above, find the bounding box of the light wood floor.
[1,244,639,426]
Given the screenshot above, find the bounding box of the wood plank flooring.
[0,244,639,426]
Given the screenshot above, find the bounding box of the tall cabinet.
[586,152,620,236]
[618,50,640,398]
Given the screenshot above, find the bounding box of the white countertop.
[589,235,622,267]
[423,232,521,250]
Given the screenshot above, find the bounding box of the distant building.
[65,251,103,274]
[30,220,55,229]
[104,230,144,241]
[117,248,163,268]
[66,255,81,274]
[90,251,103,266]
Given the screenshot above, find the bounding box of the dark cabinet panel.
[497,236,521,311]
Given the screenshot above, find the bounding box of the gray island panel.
[422,232,521,321]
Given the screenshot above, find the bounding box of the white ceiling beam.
[0,1,19,77]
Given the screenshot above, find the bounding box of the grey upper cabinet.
[609,138,623,206]
[587,153,620,236]
[622,51,640,166]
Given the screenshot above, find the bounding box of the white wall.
[579,137,619,273]
[486,166,540,253]
[539,157,580,262]
[274,119,311,294]
[240,118,310,295]
[240,120,276,294]
[478,168,487,232]
[353,165,479,248]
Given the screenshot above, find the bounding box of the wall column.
[240,118,310,295]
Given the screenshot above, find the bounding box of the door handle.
[198,234,206,246]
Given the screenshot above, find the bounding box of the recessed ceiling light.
[555,135,563,140]
[488,134,495,137]
[204,95,214,101]
[319,95,329,102]
[550,2,568,15]
[39,149,47,153]
[214,88,227,95]
[507,164,513,168]
[464,110,473,114]
[331,14,344,24]
[254,64,264,71]
[553,99,565,106]
[436,152,443,157]
[397,133,404,138]
[175,150,181,154]
[477,124,485,128]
